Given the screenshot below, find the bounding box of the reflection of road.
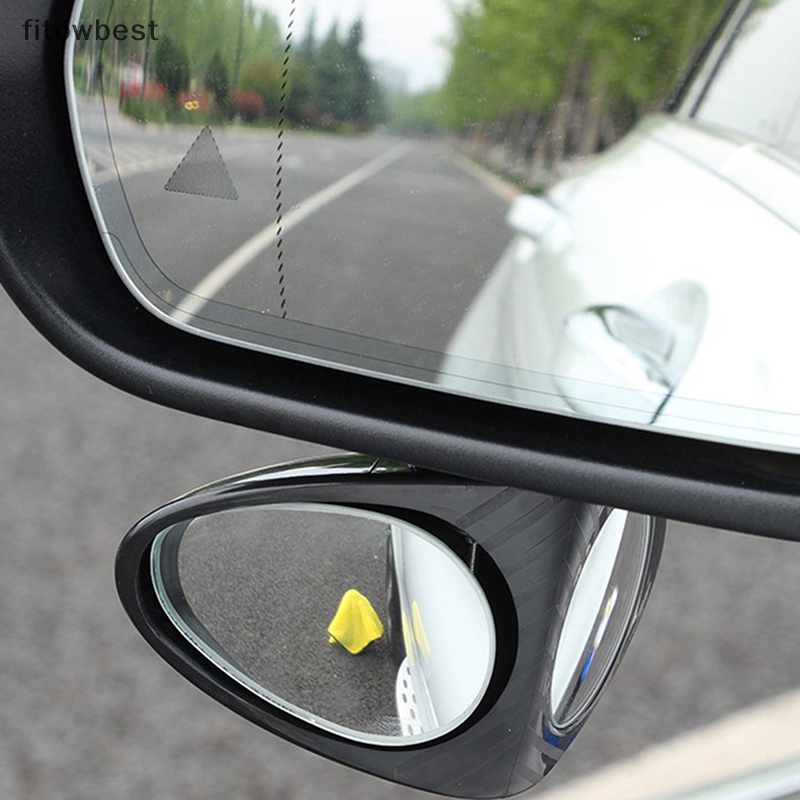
[76,96,206,181]
[176,508,401,738]
[75,95,512,355]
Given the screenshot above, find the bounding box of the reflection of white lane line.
[86,141,269,183]
[448,149,522,203]
[536,687,800,800]
[171,142,411,323]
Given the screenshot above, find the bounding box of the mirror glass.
[150,503,496,744]
[68,0,800,451]
[550,510,651,729]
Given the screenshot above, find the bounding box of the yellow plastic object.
[328,589,384,654]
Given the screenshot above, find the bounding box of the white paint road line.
[170,142,412,323]
[535,687,800,800]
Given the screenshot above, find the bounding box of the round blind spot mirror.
[150,503,496,745]
[550,509,652,728]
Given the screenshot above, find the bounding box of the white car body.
[444,111,800,450]
[443,0,800,452]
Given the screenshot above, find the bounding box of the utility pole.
[233,0,246,89]
[141,0,156,97]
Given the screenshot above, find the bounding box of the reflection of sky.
[253,0,455,92]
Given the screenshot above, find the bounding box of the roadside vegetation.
[409,0,729,186]
[74,0,386,131]
[74,0,727,183]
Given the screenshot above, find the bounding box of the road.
[173,507,401,738]
[1,101,800,799]
[80,96,512,368]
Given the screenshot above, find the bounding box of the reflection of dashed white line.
[171,142,411,324]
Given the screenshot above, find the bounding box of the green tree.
[311,20,385,126]
[313,24,349,121]
[239,6,283,78]
[298,12,317,61]
[342,19,385,124]
[206,50,229,106]
[285,58,317,124]
[442,0,728,178]
[155,35,190,101]
[284,15,318,125]
[241,57,282,116]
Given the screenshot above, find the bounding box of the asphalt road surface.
[174,508,401,738]
[79,96,512,365]
[2,104,800,799]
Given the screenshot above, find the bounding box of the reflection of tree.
[155,35,190,101]
[343,20,386,125]
[241,58,282,114]
[206,51,229,107]
[304,20,386,128]
[78,0,277,116]
[285,59,316,125]
[78,0,385,130]
[435,0,729,186]
[230,15,387,129]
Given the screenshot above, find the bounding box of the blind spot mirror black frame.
[116,454,663,798]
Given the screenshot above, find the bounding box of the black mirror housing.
[117,455,663,798]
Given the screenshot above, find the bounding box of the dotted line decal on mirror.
[274,0,297,320]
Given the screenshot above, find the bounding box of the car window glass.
[695,0,800,153]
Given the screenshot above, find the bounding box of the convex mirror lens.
[550,510,652,728]
[150,503,496,745]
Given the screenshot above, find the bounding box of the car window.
[694,0,800,157]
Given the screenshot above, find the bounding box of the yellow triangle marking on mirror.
[328,589,384,655]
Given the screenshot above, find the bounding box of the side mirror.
[117,454,663,797]
[506,195,571,250]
